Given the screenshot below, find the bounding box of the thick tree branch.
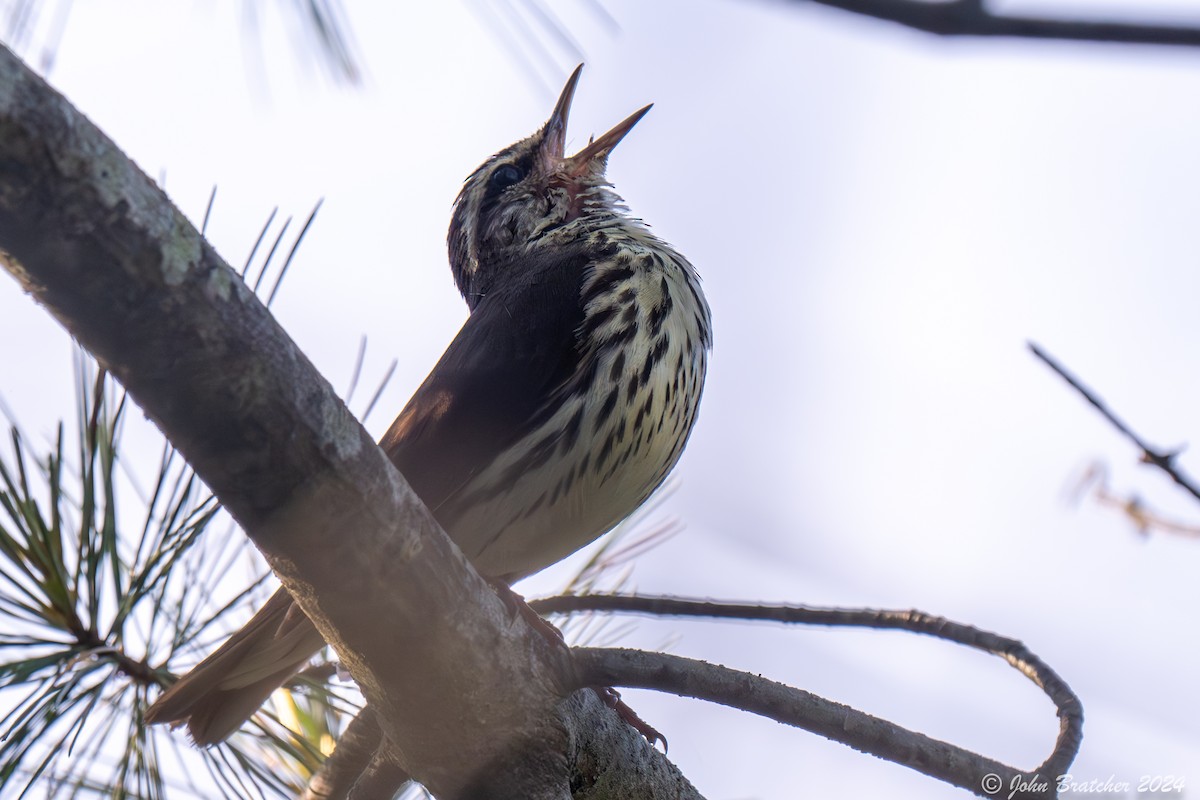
[0,44,698,800]
[536,594,1081,799]
[796,0,1200,47]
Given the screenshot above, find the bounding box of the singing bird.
[146,65,712,745]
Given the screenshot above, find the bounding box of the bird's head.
[447,64,651,309]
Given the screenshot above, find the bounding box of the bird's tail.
[145,587,327,746]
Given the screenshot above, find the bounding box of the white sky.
[2,1,1199,798]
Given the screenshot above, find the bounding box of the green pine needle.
[0,355,354,798]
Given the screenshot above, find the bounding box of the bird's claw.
[593,686,667,752]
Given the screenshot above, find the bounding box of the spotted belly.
[446,239,710,582]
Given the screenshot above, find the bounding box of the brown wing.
[379,247,591,526]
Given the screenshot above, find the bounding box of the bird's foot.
[593,686,667,751]
[486,579,568,648]
[485,581,666,750]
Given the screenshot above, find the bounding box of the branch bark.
[301,711,407,800]
[795,0,1200,47]
[0,44,698,800]
[535,594,1081,799]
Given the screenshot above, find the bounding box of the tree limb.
[537,594,1081,799]
[0,43,698,800]
[300,711,407,800]
[794,0,1200,47]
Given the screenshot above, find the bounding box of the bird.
[145,64,712,746]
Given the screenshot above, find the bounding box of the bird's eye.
[490,163,524,189]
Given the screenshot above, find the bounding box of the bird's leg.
[485,579,666,750]
[486,579,569,646]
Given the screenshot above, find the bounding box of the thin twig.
[536,594,1081,799]
[798,0,1200,47]
[1072,461,1200,540]
[1029,342,1200,503]
[300,709,410,800]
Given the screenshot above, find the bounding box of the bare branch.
[300,710,409,800]
[1030,342,1200,503]
[576,648,1021,798]
[537,594,1081,799]
[1070,462,1200,541]
[795,0,1200,47]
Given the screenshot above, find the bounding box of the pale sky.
[2,1,1199,798]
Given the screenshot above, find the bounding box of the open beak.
[541,64,583,162]
[564,104,652,176]
[541,64,652,176]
